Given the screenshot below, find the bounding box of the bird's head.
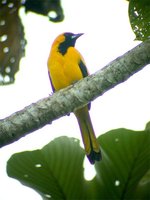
[52,32,84,55]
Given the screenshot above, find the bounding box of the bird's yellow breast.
[48,46,85,91]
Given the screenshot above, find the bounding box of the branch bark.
[0,40,150,148]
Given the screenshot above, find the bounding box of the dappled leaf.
[7,128,150,199]
[24,0,64,22]
[0,0,26,85]
[129,0,150,41]
[0,0,64,85]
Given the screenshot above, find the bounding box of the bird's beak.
[76,33,84,38]
[72,33,84,40]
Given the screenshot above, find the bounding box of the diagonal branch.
[0,40,150,148]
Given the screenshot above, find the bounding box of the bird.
[47,32,101,164]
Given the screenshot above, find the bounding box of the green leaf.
[94,129,150,199]
[129,0,150,41]
[7,129,150,199]
[7,137,88,200]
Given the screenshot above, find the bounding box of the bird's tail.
[74,106,101,164]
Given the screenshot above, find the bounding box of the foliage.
[129,0,150,41]
[7,128,150,199]
[0,0,63,85]
[0,0,25,84]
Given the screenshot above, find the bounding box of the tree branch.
[0,40,150,148]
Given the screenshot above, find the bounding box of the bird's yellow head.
[52,32,84,55]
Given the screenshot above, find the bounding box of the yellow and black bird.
[47,32,101,164]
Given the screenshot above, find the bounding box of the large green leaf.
[7,136,88,200]
[7,128,150,199]
[129,0,150,41]
[94,129,150,199]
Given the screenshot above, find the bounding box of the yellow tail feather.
[74,106,101,164]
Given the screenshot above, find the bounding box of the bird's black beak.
[72,33,84,40]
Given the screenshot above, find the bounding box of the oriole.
[47,32,101,164]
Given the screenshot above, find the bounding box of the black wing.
[79,60,89,78]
